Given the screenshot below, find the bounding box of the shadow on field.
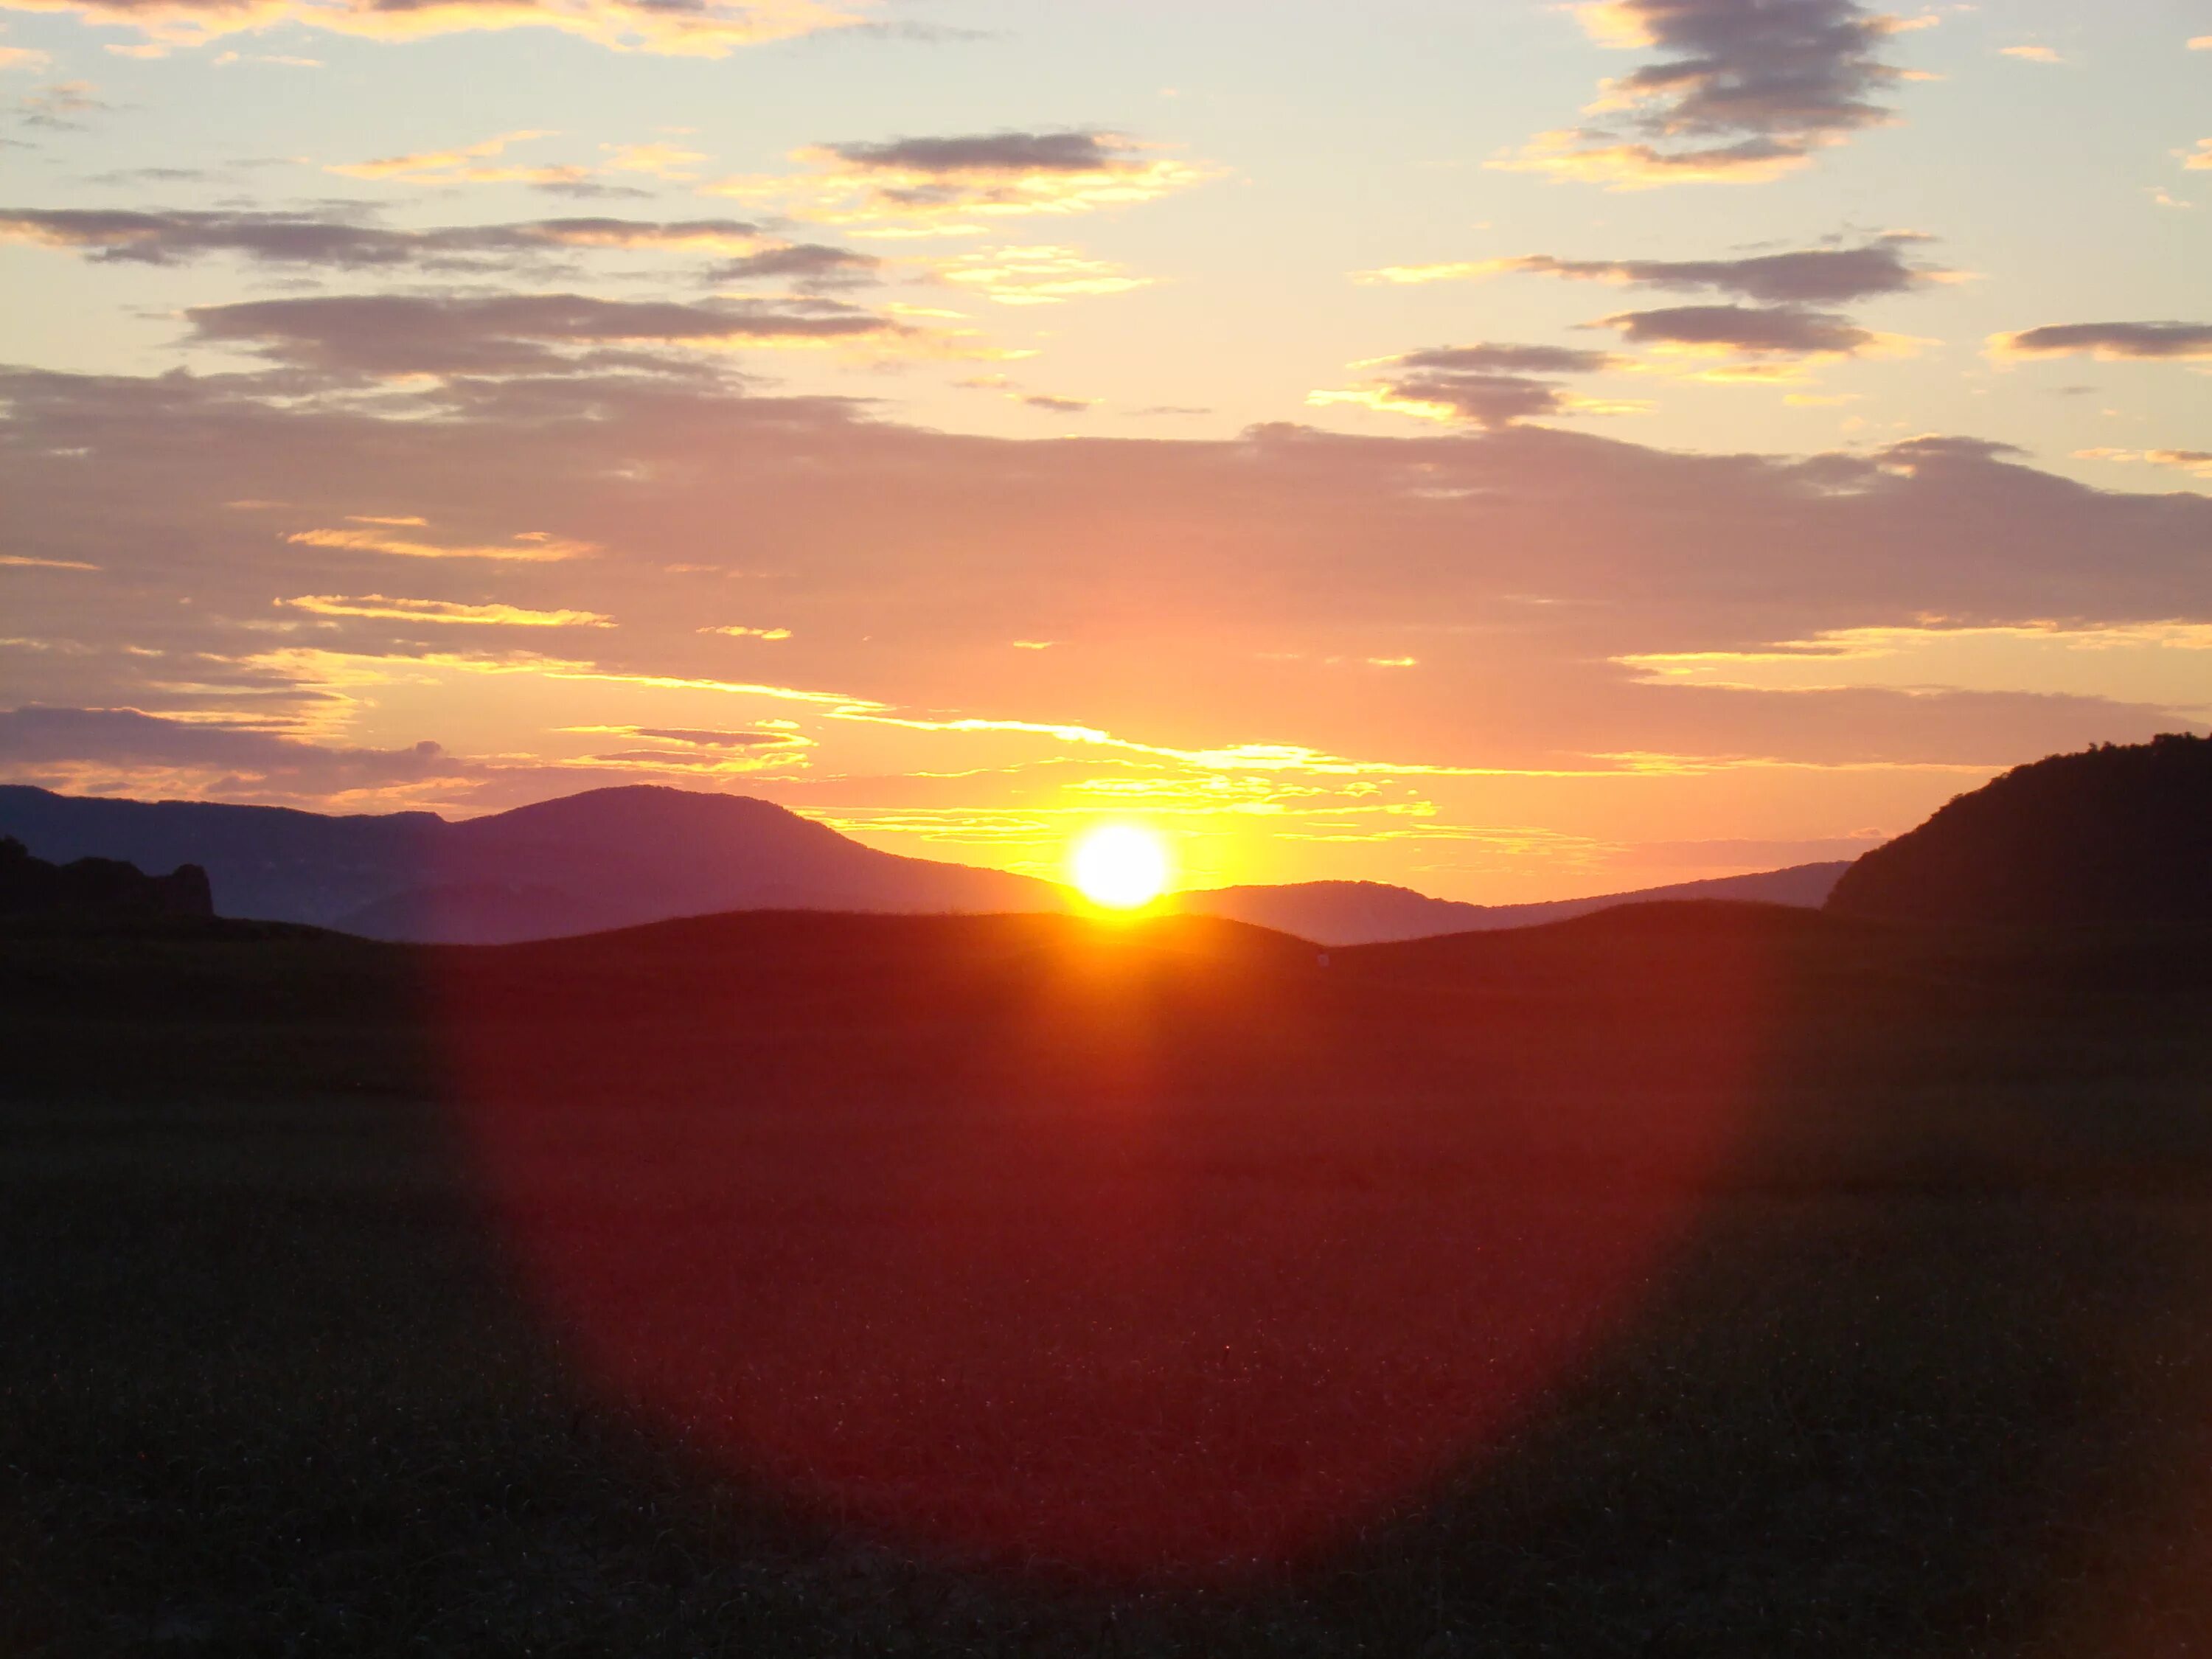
[4,905,2212,1655]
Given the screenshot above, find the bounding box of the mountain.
[0,785,1065,943]
[1826,733,2212,926]
[0,835,212,922]
[1173,863,1851,946]
[0,781,1851,946]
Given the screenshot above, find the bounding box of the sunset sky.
[1,0,2208,901]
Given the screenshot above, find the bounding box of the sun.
[1069,823,1171,910]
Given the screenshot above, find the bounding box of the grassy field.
[4,903,2212,1655]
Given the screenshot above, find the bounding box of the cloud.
[18,77,106,128]
[2074,448,2212,481]
[2183,139,2212,173]
[279,594,613,626]
[0,0,869,58]
[0,704,473,801]
[1496,0,1919,187]
[0,44,52,69]
[1599,303,1874,355]
[4,362,2208,823]
[698,623,791,639]
[1309,342,1631,428]
[287,524,597,561]
[1989,321,2212,362]
[185,291,913,375]
[708,241,880,288]
[1363,234,1943,305]
[599,140,705,180]
[934,243,1152,305]
[710,128,1215,234]
[0,206,793,271]
[1997,44,2063,64]
[580,725,796,746]
[0,553,100,570]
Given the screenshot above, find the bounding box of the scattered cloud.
[1599,303,1877,355]
[1310,342,1632,427]
[186,291,914,376]
[286,524,598,561]
[568,724,797,746]
[1997,45,2063,64]
[0,553,100,571]
[699,623,792,639]
[0,206,776,268]
[0,44,51,69]
[1990,321,2212,362]
[1495,0,1921,187]
[18,78,106,128]
[0,0,872,58]
[935,243,1152,305]
[2182,139,2212,173]
[709,128,1215,235]
[2074,448,2212,481]
[322,129,646,193]
[278,594,614,626]
[599,139,705,180]
[1362,234,1946,305]
[708,241,880,289]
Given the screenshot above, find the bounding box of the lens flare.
[1070,823,1169,909]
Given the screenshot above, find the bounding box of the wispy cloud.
[0,205,778,268]
[709,128,1215,235]
[1989,321,2212,362]
[1309,342,1636,427]
[1358,234,1947,305]
[287,525,597,562]
[1,0,871,58]
[934,244,1152,305]
[279,594,614,626]
[2074,447,2212,481]
[189,291,915,376]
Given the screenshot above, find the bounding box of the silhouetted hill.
[1826,733,2212,927]
[1175,863,1849,945]
[0,834,212,922]
[0,784,1065,943]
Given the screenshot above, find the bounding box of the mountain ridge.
[0,782,1851,946]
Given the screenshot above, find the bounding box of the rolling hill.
[1826,733,2212,926]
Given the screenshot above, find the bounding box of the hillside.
[1826,733,2212,926]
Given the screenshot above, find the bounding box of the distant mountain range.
[0,783,1848,945]
[1172,864,1850,945]
[0,785,1061,943]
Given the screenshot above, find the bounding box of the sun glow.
[1069,823,1170,910]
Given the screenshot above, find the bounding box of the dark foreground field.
[5,903,2212,1656]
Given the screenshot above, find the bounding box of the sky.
[1,0,2208,902]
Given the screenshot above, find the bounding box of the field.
[5,903,2212,1655]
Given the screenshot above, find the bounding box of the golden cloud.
[287,526,599,561]
[706,130,1217,237]
[0,0,867,57]
[278,594,614,626]
[935,244,1154,305]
